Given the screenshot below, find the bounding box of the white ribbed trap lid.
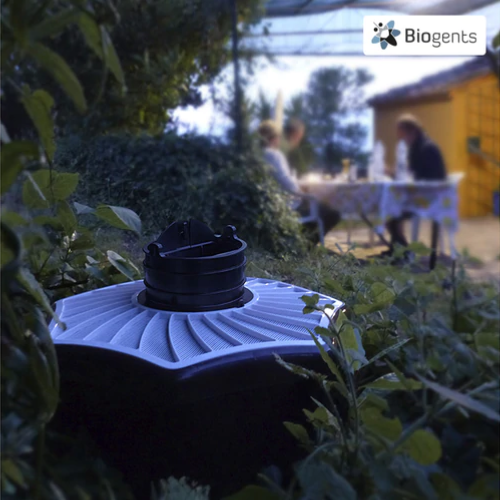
[49,278,344,370]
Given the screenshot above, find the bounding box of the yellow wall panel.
[373,72,499,218]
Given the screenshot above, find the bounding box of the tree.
[286,67,373,173]
[2,0,263,137]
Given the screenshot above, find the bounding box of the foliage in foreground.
[55,133,307,255]
[1,2,189,498]
[232,247,500,500]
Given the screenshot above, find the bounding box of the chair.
[292,195,325,245]
[410,172,464,260]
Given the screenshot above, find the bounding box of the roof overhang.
[369,91,452,108]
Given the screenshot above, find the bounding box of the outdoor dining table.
[299,175,462,269]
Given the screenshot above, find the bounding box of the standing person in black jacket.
[384,114,447,255]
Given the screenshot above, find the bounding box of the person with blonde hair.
[258,120,301,194]
[383,113,447,256]
[257,120,340,245]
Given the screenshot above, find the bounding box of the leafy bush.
[55,133,307,254]
[235,249,500,500]
[2,2,181,498]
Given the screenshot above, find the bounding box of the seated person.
[258,120,340,244]
[385,114,447,255]
[283,118,313,178]
[283,118,305,153]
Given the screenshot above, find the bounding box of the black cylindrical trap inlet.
[141,220,252,312]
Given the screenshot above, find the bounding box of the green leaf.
[468,474,500,498]
[0,141,39,194]
[386,359,423,391]
[401,429,442,466]
[77,15,125,88]
[361,407,402,441]
[17,268,60,323]
[336,315,366,370]
[27,42,87,113]
[95,205,141,234]
[284,422,310,447]
[364,374,422,391]
[274,355,326,382]
[298,461,357,500]
[353,282,396,314]
[304,405,340,432]
[33,215,63,230]
[22,169,79,208]
[102,28,125,88]
[364,338,411,367]
[1,223,22,274]
[417,376,500,422]
[31,9,81,40]
[370,282,396,304]
[309,330,346,387]
[352,303,375,315]
[301,294,320,307]
[1,460,25,487]
[1,211,28,226]
[359,392,389,412]
[323,277,345,296]
[482,456,500,473]
[21,88,55,160]
[71,232,94,250]
[73,201,95,215]
[106,250,140,280]
[431,473,461,500]
[57,201,77,234]
[475,332,500,351]
[315,326,334,337]
[29,308,60,415]
[77,13,103,58]
[339,323,363,353]
[224,485,282,500]
[326,380,349,399]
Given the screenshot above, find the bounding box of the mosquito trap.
[50,220,344,498]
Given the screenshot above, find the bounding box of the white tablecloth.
[299,178,460,235]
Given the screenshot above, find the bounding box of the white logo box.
[363,16,486,56]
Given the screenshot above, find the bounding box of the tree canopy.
[293,67,373,172]
[1,0,263,137]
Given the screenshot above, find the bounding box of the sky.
[174,2,500,147]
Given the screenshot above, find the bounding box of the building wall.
[450,73,500,217]
[372,97,454,174]
[373,73,499,217]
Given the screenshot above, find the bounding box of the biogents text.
[405,29,478,48]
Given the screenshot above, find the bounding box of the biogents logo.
[406,28,478,48]
[371,20,401,50]
[363,16,486,56]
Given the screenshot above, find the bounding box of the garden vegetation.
[1,1,499,499]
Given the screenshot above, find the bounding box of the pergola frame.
[229,0,499,149]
